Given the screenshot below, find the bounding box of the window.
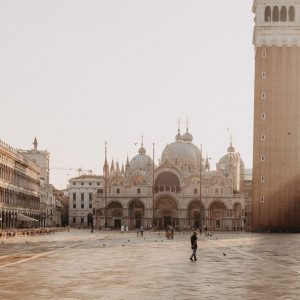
[73,217,76,223]
[81,204,84,209]
[261,92,266,100]
[73,182,76,186]
[89,193,92,201]
[273,6,279,22]
[261,72,266,79]
[89,204,92,209]
[80,193,84,201]
[261,113,266,119]
[81,218,84,223]
[289,6,295,22]
[72,193,76,201]
[137,188,141,194]
[81,182,84,186]
[89,182,92,186]
[97,182,100,186]
[262,50,267,57]
[73,204,76,209]
[280,6,287,22]
[194,188,197,194]
[261,196,265,203]
[261,155,265,161]
[260,134,266,141]
[261,176,265,182]
[265,6,271,22]
[116,188,120,194]
[97,189,103,194]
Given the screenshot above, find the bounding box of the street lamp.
[152,142,155,229]
[104,141,108,228]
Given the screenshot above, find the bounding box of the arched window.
[265,6,271,22]
[289,6,295,22]
[273,6,279,22]
[280,6,287,22]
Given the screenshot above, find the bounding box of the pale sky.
[0,0,254,189]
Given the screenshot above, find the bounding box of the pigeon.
[102,243,106,246]
[128,240,130,242]
[122,244,125,247]
[223,253,226,256]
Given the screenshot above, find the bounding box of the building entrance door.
[114,219,121,229]
[194,220,200,228]
[216,220,221,229]
[135,219,141,229]
[163,216,172,228]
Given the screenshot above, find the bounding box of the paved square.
[0,230,300,299]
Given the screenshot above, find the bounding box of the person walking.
[190,231,198,261]
[140,226,144,237]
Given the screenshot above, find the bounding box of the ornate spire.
[103,141,109,175]
[33,137,38,150]
[116,161,120,173]
[138,134,146,155]
[110,158,115,173]
[121,162,125,174]
[126,155,130,168]
[227,134,235,153]
[204,155,210,171]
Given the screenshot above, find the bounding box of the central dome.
[161,129,201,168]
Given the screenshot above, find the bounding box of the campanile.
[252,0,300,231]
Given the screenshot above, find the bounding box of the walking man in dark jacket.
[190,231,198,261]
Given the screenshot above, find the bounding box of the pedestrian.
[204,226,208,236]
[140,226,144,237]
[189,231,198,261]
[126,225,129,232]
[199,226,202,235]
[121,225,125,233]
[136,227,139,237]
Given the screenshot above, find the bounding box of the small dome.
[181,129,193,143]
[175,130,182,141]
[130,145,152,172]
[138,145,146,155]
[227,143,235,153]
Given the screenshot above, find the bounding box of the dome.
[175,129,182,141]
[181,129,193,143]
[161,141,201,168]
[130,146,152,172]
[217,144,245,171]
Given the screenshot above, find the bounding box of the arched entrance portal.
[154,196,178,229]
[107,201,123,229]
[128,199,144,229]
[188,200,205,229]
[209,201,226,230]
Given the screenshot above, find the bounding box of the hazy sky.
[0,0,254,189]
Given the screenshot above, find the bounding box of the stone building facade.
[68,175,104,226]
[252,0,300,231]
[95,129,251,231]
[0,139,41,229]
[18,138,54,227]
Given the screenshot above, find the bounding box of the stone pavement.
[0,230,299,300]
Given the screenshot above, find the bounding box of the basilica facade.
[94,129,251,231]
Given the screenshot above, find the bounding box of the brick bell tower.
[252,0,300,231]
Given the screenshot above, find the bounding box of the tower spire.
[33,137,38,150]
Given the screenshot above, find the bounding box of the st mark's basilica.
[94,128,252,231]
